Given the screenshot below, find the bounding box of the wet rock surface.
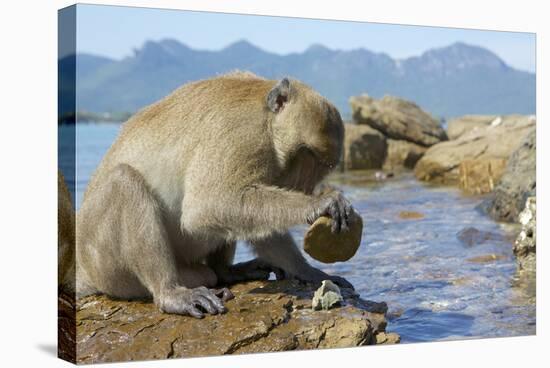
[415,115,534,185]
[483,129,536,222]
[75,280,397,364]
[514,197,536,272]
[350,94,447,147]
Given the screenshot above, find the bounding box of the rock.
[447,115,497,140]
[375,332,401,344]
[483,129,536,222]
[458,158,507,194]
[304,211,363,263]
[466,254,506,264]
[58,289,76,363]
[383,139,427,170]
[312,280,344,310]
[514,197,536,272]
[456,227,502,247]
[349,94,447,146]
[74,280,396,363]
[415,115,535,185]
[342,123,387,170]
[398,211,424,220]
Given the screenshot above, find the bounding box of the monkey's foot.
[216,259,284,285]
[158,286,234,318]
[290,267,355,290]
[324,274,354,290]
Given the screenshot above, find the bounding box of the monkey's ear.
[267,78,290,113]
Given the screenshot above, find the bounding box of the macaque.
[58,171,75,292]
[76,72,353,318]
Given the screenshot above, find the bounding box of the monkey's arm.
[186,184,352,239]
[241,184,322,232]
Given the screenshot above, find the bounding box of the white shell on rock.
[311,280,344,311]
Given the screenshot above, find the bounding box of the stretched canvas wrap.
[58,4,536,364]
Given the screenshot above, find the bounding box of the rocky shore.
[341,94,446,171]
[514,197,536,272]
[415,115,534,193]
[59,95,535,361]
[483,129,536,222]
[341,95,535,201]
[340,93,536,272]
[65,280,398,364]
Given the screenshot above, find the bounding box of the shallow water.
[62,123,535,343]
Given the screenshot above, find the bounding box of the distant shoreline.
[58,111,131,125]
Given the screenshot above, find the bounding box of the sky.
[71,4,536,72]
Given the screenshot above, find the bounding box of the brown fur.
[76,71,351,317]
[58,171,75,292]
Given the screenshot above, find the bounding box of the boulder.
[414,115,535,185]
[514,197,536,272]
[456,227,503,247]
[342,123,387,170]
[458,158,507,194]
[447,115,497,140]
[483,129,536,222]
[349,94,447,146]
[73,280,398,364]
[383,139,427,170]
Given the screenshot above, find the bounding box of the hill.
[60,40,536,119]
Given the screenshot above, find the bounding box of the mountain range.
[59,39,535,119]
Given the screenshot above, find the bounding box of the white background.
[0,0,547,367]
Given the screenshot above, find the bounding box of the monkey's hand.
[158,286,234,318]
[309,189,353,234]
[216,258,284,285]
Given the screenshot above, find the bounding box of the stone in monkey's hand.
[76,71,354,318]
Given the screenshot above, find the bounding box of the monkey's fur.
[58,171,75,292]
[77,72,354,318]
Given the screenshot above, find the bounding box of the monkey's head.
[267,78,344,188]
